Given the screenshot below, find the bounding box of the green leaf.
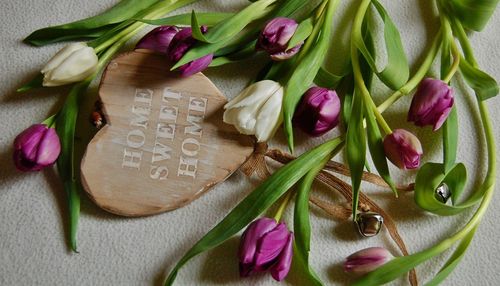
[164,137,344,286]
[293,156,332,286]
[24,0,160,46]
[314,67,349,89]
[346,90,366,218]
[414,163,470,215]
[425,225,478,286]
[136,12,233,26]
[353,0,409,90]
[283,0,340,152]
[365,100,397,196]
[287,18,314,49]
[17,73,44,93]
[191,0,276,43]
[172,0,310,70]
[442,0,500,31]
[172,28,257,70]
[459,59,499,101]
[56,82,90,252]
[442,106,458,173]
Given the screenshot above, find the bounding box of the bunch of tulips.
[12,0,499,285]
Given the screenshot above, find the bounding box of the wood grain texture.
[81,50,254,217]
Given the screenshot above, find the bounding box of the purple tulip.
[13,124,61,172]
[344,247,393,275]
[408,78,454,131]
[239,218,294,281]
[136,26,179,54]
[294,87,341,136]
[167,26,213,77]
[383,129,423,170]
[256,17,302,61]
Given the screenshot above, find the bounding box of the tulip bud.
[13,124,61,172]
[408,78,454,131]
[383,129,423,170]
[167,26,213,77]
[136,26,179,54]
[41,42,98,87]
[223,80,284,142]
[293,87,341,136]
[344,247,393,275]
[256,17,302,61]
[239,218,294,281]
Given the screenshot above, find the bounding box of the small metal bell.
[435,183,451,204]
[355,212,384,237]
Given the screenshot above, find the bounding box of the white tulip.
[41,42,98,87]
[223,80,284,142]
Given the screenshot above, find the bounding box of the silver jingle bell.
[435,183,452,204]
[355,212,384,237]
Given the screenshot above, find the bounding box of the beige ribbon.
[241,143,418,286]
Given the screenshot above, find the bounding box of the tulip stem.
[92,0,197,54]
[377,28,443,114]
[441,17,461,84]
[351,0,392,135]
[274,190,294,222]
[42,114,57,128]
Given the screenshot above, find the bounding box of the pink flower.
[294,87,341,136]
[383,129,423,170]
[344,247,393,275]
[408,78,454,131]
[167,26,213,77]
[13,124,61,172]
[136,26,179,54]
[256,17,302,61]
[239,218,294,281]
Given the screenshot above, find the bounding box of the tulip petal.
[257,18,299,55]
[41,42,87,74]
[270,43,303,61]
[270,232,293,281]
[136,26,179,54]
[14,124,47,161]
[344,247,392,275]
[43,47,98,86]
[254,223,290,270]
[225,80,281,109]
[239,218,278,276]
[255,87,283,142]
[36,128,61,165]
[178,54,213,77]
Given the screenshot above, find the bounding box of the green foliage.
[137,12,233,26]
[346,90,366,218]
[459,59,499,101]
[164,137,344,285]
[287,18,314,49]
[191,0,276,43]
[293,157,332,286]
[283,0,340,152]
[442,106,458,173]
[55,82,91,252]
[426,226,478,286]
[24,0,160,46]
[442,0,500,31]
[17,74,44,93]
[353,0,409,90]
[414,163,470,215]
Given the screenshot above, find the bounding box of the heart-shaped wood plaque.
[81,50,254,217]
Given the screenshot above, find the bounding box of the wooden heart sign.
[81,50,254,217]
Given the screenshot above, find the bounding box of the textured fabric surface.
[1,1,499,285]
